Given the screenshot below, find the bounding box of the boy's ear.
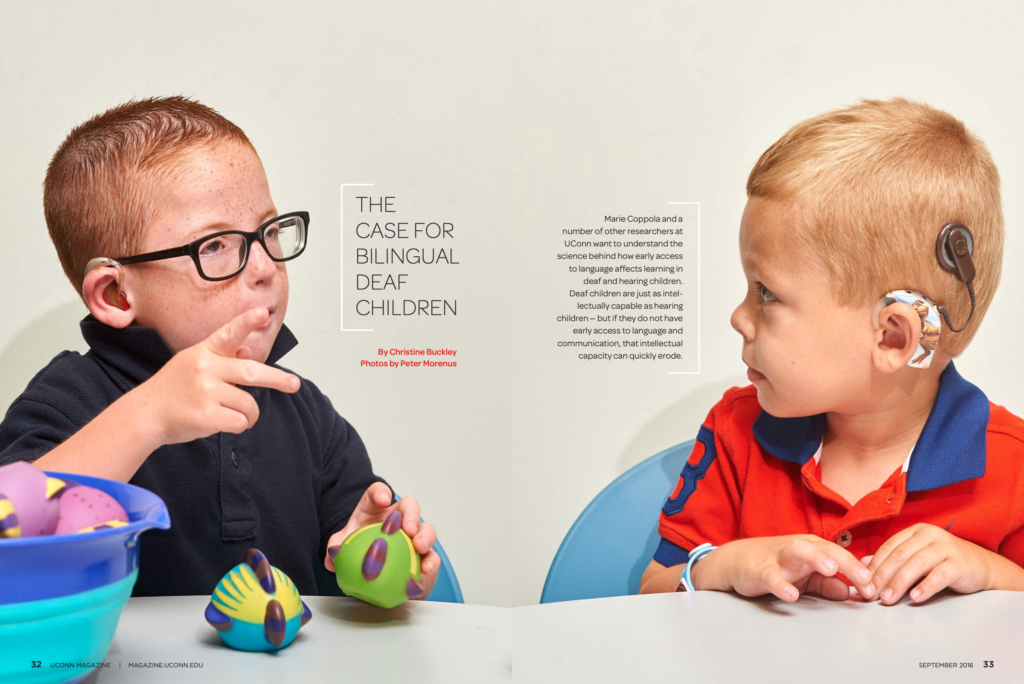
[871,301,922,373]
[83,265,136,328]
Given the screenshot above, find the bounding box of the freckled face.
[128,140,288,362]
[729,196,874,417]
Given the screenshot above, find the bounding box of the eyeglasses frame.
[109,211,310,282]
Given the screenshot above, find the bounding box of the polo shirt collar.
[751,361,989,493]
[80,315,299,386]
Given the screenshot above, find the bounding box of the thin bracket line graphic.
[340,183,375,332]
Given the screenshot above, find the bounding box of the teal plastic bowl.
[0,471,170,683]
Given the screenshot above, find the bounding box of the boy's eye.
[265,226,279,241]
[756,281,777,304]
[200,239,225,257]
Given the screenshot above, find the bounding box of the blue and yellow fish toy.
[204,548,312,651]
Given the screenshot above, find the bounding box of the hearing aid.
[83,257,129,311]
[873,222,978,369]
[103,281,129,311]
[933,222,976,332]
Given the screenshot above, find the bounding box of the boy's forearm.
[639,545,733,594]
[32,388,164,483]
[634,561,684,593]
[639,561,687,593]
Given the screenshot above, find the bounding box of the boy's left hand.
[863,523,994,604]
[323,482,440,600]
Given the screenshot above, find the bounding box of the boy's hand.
[139,307,301,446]
[709,534,877,602]
[863,523,995,604]
[323,482,440,600]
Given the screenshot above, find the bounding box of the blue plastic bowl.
[0,471,170,683]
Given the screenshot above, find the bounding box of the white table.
[79,596,511,683]
[512,590,1024,683]
[66,590,1024,683]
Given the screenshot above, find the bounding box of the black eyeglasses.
[111,211,310,282]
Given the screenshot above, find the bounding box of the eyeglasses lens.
[265,216,305,260]
[197,233,247,279]
[196,215,306,279]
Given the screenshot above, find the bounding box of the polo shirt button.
[230,450,239,468]
[836,530,853,547]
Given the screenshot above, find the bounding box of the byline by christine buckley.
[387,348,457,356]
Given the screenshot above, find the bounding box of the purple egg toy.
[53,483,129,535]
[0,461,68,537]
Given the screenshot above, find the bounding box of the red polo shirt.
[655,361,1024,573]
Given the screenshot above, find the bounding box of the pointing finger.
[205,307,270,357]
[217,357,299,392]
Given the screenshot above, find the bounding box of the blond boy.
[641,97,1024,604]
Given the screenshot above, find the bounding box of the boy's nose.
[246,241,278,283]
[730,300,755,342]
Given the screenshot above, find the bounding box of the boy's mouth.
[744,361,765,382]
[259,306,276,330]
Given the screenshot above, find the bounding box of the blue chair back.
[540,439,695,603]
[427,538,463,604]
[392,494,464,604]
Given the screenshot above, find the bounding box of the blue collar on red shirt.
[80,315,299,388]
[751,360,989,493]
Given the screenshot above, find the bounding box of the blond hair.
[43,96,256,300]
[747,96,1003,358]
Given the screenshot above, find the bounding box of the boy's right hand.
[136,307,301,446]
[699,535,877,602]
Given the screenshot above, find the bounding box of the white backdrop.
[2,1,1022,607]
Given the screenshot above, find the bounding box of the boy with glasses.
[0,96,440,600]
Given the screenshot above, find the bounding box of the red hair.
[43,96,256,300]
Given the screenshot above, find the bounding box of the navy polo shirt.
[0,315,388,597]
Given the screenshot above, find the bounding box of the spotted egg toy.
[53,482,129,535]
[205,548,312,651]
[0,460,70,537]
[332,511,425,609]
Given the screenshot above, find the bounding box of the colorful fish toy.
[205,548,312,651]
[332,510,425,609]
